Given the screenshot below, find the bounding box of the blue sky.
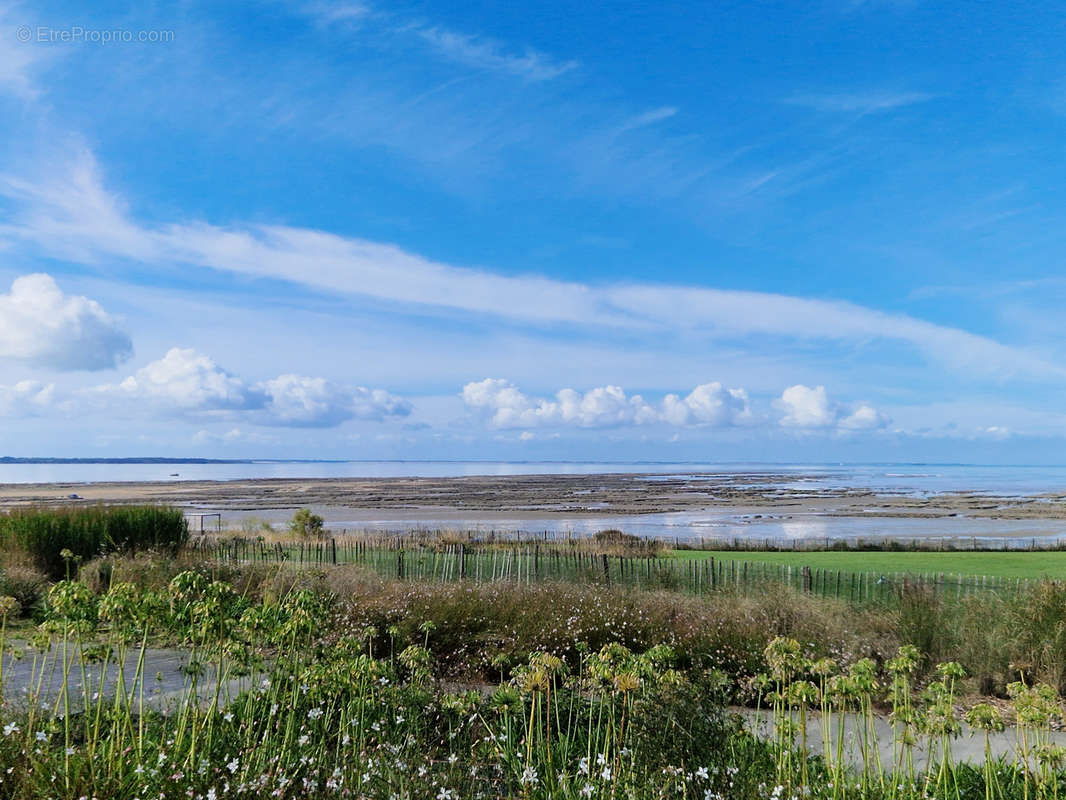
[0,0,1064,461]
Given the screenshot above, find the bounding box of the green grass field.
[670,548,1066,580]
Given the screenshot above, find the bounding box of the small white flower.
[227,758,240,774]
[35,731,47,741]
[696,766,709,780]
[520,766,538,786]
[2,723,18,736]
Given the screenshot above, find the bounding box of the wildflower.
[695,766,709,780]
[227,759,240,774]
[2,723,18,736]
[35,731,47,741]
[600,766,612,781]
[580,784,594,798]
[578,757,590,775]
[308,707,323,720]
[521,766,539,786]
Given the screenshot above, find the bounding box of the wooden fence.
[188,535,1032,605]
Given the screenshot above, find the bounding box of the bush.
[0,565,49,615]
[289,508,325,538]
[0,505,189,579]
[592,528,663,556]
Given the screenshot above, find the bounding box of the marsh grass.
[0,506,189,579]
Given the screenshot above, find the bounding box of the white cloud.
[463,378,750,429]
[0,380,55,416]
[839,404,891,430]
[661,382,752,427]
[778,385,835,428]
[95,348,410,427]
[259,374,410,427]
[112,347,257,411]
[1,149,1061,382]
[462,379,657,429]
[777,384,890,431]
[0,273,132,370]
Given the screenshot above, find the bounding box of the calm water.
[319,511,1066,544]
[3,461,1066,496]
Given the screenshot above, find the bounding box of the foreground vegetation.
[3,557,1066,799]
[6,507,1066,797]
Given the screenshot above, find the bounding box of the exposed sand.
[2,473,1066,532]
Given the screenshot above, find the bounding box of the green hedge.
[0,505,189,578]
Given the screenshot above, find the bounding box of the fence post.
[602,553,611,587]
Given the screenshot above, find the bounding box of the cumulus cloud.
[661,382,752,427]
[777,384,890,431]
[839,404,891,431]
[96,348,410,427]
[260,375,411,427]
[0,380,56,416]
[462,378,751,429]
[114,348,257,411]
[0,274,131,370]
[777,385,835,428]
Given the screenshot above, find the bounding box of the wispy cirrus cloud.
[0,3,47,99]
[1,147,1061,384]
[303,2,577,82]
[785,90,934,113]
[412,26,578,82]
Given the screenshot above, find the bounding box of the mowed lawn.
[669,548,1066,580]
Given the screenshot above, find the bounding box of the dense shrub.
[0,505,189,579]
